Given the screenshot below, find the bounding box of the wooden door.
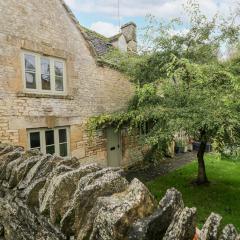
[107,128,122,167]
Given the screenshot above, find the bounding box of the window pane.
[41,74,51,90]
[41,58,50,75]
[26,72,36,89]
[25,54,35,71]
[45,130,54,145]
[59,129,67,143]
[60,143,68,157]
[46,145,55,155]
[41,58,51,90]
[55,61,63,76]
[30,132,40,149]
[55,76,64,91]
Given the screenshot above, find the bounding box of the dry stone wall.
[0,143,239,240]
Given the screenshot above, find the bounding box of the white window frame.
[27,127,70,157]
[21,50,67,95]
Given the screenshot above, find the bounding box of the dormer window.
[22,51,66,94]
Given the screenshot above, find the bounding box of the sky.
[64,0,239,38]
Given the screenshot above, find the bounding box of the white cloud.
[90,21,120,37]
[64,0,238,20]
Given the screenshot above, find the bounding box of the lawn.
[146,154,240,231]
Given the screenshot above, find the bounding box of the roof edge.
[59,0,133,71]
[121,22,137,29]
[59,0,98,58]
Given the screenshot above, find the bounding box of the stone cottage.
[0,0,142,167]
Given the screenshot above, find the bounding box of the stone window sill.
[17,92,74,100]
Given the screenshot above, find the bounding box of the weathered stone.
[8,155,40,189]
[72,167,123,198]
[1,150,43,188]
[88,178,157,240]
[18,155,60,190]
[52,164,74,175]
[38,165,74,204]
[0,145,21,156]
[0,223,3,236]
[199,213,222,240]
[56,157,82,169]
[39,164,101,222]
[0,198,66,240]
[24,177,47,207]
[0,148,23,181]
[60,167,123,234]
[22,164,73,207]
[163,207,197,240]
[0,143,8,152]
[61,169,128,238]
[128,188,184,240]
[5,157,24,183]
[0,146,239,240]
[0,190,5,198]
[219,224,238,240]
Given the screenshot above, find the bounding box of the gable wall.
[111,35,128,52]
[0,0,141,166]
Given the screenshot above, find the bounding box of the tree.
[89,1,240,184]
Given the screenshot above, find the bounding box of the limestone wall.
[0,0,138,166]
[0,144,239,240]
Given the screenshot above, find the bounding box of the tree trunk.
[196,131,209,185]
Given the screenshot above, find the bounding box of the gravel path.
[125,151,197,182]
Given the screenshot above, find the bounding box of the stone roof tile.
[60,0,119,56]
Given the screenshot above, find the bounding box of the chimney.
[121,22,137,53]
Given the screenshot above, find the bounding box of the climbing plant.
[88,0,240,184]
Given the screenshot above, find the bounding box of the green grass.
[146,154,240,231]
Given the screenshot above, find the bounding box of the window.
[41,58,51,90]
[59,129,68,157]
[55,61,64,91]
[45,130,55,154]
[25,54,36,89]
[29,132,40,150]
[28,127,70,157]
[22,51,66,94]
